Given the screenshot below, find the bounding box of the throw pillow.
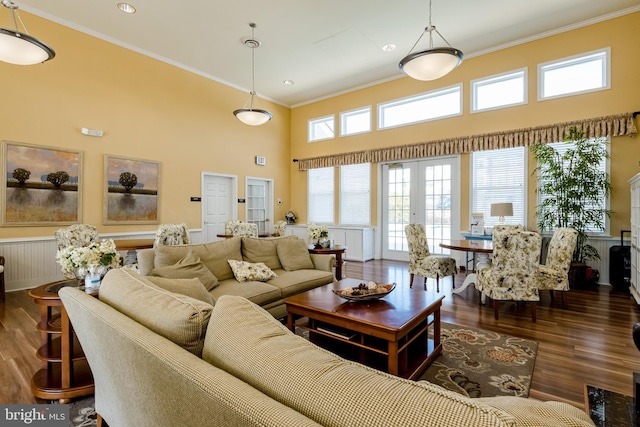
[228,260,278,282]
[276,238,315,271]
[241,237,281,270]
[151,250,219,291]
[145,276,214,306]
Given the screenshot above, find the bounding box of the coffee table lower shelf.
[292,314,441,380]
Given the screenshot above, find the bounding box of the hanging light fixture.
[233,23,272,126]
[399,0,462,81]
[0,0,55,65]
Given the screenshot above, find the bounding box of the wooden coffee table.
[284,278,443,380]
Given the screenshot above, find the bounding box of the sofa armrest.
[309,254,335,272]
[137,248,155,275]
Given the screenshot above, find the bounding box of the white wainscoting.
[0,229,202,293]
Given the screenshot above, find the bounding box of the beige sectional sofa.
[136,235,335,319]
[60,268,594,427]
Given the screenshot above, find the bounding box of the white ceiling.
[16,0,640,107]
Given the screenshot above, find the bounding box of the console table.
[29,280,96,403]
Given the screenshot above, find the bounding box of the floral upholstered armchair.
[54,224,99,251]
[476,226,542,321]
[273,221,287,237]
[536,227,578,308]
[154,223,192,246]
[225,221,258,238]
[404,224,457,292]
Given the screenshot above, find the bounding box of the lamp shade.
[233,108,272,126]
[399,47,463,81]
[490,203,513,217]
[0,27,55,65]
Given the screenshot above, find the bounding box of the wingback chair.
[154,223,192,246]
[224,220,243,235]
[476,227,542,321]
[232,222,258,238]
[404,224,457,292]
[536,227,578,309]
[0,256,5,302]
[274,221,287,237]
[54,224,99,251]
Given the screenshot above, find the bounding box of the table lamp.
[490,203,513,224]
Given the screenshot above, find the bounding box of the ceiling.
[16,0,640,107]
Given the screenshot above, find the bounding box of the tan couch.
[137,235,335,318]
[59,269,595,427]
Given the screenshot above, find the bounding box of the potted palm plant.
[531,126,611,288]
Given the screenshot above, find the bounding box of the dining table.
[439,239,493,297]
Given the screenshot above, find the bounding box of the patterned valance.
[296,112,637,171]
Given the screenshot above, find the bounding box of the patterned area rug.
[68,395,97,427]
[420,322,538,398]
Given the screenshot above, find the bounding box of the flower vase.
[318,238,330,248]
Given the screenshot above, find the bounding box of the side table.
[308,247,346,280]
[29,280,96,403]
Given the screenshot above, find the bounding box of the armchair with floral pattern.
[154,223,192,247]
[476,227,542,321]
[225,221,258,238]
[536,227,578,308]
[273,221,287,237]
[404,224,457,292]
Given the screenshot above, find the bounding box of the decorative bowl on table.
[333,282,396,301]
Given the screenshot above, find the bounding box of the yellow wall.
[289,11,640,236]
[0,13,291,239]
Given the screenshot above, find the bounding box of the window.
[340,163,370,225]
[537,139,609,234]
[471,147,526,227]
[378,84,462,130]
[471,69,527,113]
[308,115,335,142]
[340,107,371,136]
[308,167,334,224]
[538,48,610,100]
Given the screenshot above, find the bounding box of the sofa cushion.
[241,237,282,270]
[99,268,213,357]
[276,239,315,271]
[145,276,215,306]
[203,296,525,427]
[268,269,334,298]
[150,250,219,291]
[154,237,243,281]
[228,260,278,282]
[210,279,281,306]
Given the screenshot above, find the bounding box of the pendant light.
[399,0,462,81]
[233,23,272,126]
[0,0,55,65]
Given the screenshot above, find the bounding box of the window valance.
[296,112,637,171]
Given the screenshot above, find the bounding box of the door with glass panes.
[382,157,459,261]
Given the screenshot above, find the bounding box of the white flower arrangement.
[308,223,329,243]
[56,239,121,279]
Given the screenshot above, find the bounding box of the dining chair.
[154,223,192,246]
[404,224,457,292]
[226,221,258,238]
[476,227,542,321]
[535,227,578,309]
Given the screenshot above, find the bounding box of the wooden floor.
[2,259,640,411]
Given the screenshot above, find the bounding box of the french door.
[246,178,274,234]
[381,156,460,261]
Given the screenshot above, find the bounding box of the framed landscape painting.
[103,154,160,224]
[1,141,83,226]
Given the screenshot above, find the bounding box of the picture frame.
[103,154,161,225]
[1,140,83,226]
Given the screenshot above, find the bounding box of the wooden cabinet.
[629,174,640,304]
[287,225,374,262]
[29,280,95,403]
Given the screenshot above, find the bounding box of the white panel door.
[202,173,237,242]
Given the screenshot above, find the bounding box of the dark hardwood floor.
[2,259,640,412]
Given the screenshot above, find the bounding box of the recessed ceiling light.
[283,80,295,86]
[117,3,136,13]
[382,44,396,52]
